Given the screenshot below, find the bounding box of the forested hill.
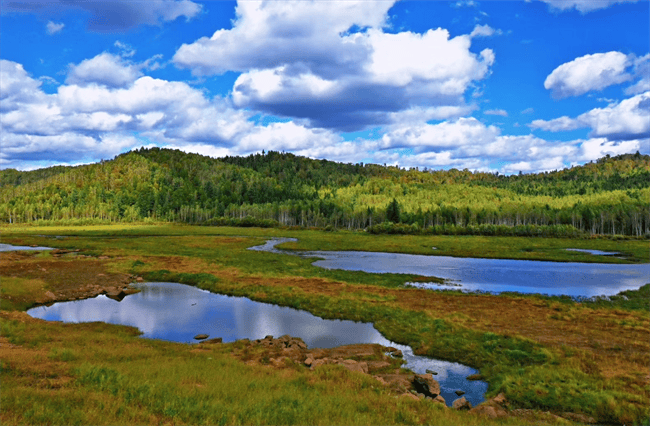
[1,148,648,237]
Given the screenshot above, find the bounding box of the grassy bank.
[2,222,648,263]
[1,224,649,424]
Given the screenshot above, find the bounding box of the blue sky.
[1,0,648,173]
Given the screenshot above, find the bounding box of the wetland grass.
[1,224,649,424]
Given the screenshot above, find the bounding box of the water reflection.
[251,239,650,298]
[27,282,487,407]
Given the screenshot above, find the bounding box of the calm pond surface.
[0,243,53,252]
[27,282,487,407]
[250,239,650,298]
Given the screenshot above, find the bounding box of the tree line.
[1,148,648,237]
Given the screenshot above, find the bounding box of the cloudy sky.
[1,0,648,173]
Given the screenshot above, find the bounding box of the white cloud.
[579,92,650,139]
[484,109,508,117]
[174,0,390,77]
[175,0,494,131]
[452,1,478,8]
[577,137,644,161]
[114,41,136,58]
[530,116,582,132]
[2,55,646,174]
[625,53,650,95]
[66,53,142,88]
[46,21,64,35]
[530,91,650,140]
[379,117,501,151]
[4,0,202,32]
[540,0,640,13]
[544,51,632,98]
[238,121,342,152]
[469,24,498,38]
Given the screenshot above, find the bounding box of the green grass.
[1,314,538,426]
[2,223,649,425]
[2,222,647,263]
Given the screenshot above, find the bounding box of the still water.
[250,239,650,298]
[27,282,487,407]
[0,243,53,252]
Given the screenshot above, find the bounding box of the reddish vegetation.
[0,250,136,305]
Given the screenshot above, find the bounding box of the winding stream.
[250,238,650,298]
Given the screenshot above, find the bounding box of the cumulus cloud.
[66,53,142,88]
[540,0,640,13]
[544,52,632,98]
[174,0,494,131]
[2,56,646,174]
[46,21,64,35]
[174,1,390,77]
[2,0,202,32]
[530,91,650,140]
[1,58,249,166]
[379,117,500,152]
[625,53,650,95]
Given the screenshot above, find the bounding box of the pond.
[250,239,650,298]
[27,282,487,407]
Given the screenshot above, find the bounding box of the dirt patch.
[0,251,137,306]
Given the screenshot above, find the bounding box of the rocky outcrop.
[468,393,507,418]
[412,374,440,398]
[452,397,472,410]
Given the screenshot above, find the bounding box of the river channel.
[250,238,650,298]
[27,282,488,407]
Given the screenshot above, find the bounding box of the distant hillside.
[1,148,648,236]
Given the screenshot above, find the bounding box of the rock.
[43,291,57,301]
[136,276,144,282]
[202,337,222,344]
[452,397,472,410]
[466,373,483,381]
[374,376,389,386]
[560,412,597,424]
[391,349,403,358]
[412,374,441,398]
[492,393,506,405]
[105,288,127,301]
[376,374,414,394]
[310,358,329,370]
[264,335,274,340]
[367,361,391,371]
[194,334,209,340]
[339,359,369,374]
[433,395,446,405]
[455,390,465,396]
[426,369,438,375]
[304,357,314,367]
[401,392,420,401]
[98,256,109,260]
[469,405,501,418]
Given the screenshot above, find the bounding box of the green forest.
[1,148,648,237]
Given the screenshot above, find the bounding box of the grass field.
[1,224,648,425]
